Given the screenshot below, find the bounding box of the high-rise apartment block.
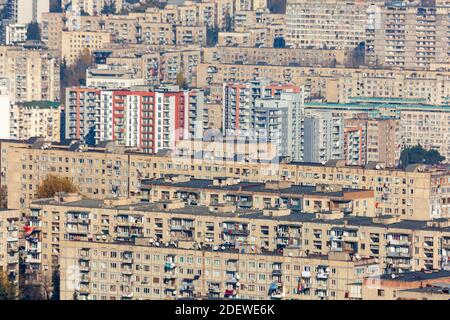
[0,45,60,102]
[65,87,206,152]
[9,101,62,142]
[285,0,367,51]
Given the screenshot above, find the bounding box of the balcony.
[80,274,90,283]
[121,292,133,299]
[301,271,311,278]
[79,265,91,272]
[386,251,411,258]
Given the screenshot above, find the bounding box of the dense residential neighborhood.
[1,0,450,302]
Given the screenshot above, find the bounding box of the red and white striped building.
[65,87,205,153]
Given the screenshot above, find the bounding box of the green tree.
[273,37,286,48]
[50,0,62,13]
[51,267,60,300]
[350,42,366,68]
[176,72,186,89]
[0,271,17,300]
[36,174,78,199]
[268,0,286,13]
[399,145,445,169]
[102,1,117,14]
[60,49,92,102]
[19,284,44,300]
[224,11,233,32]
[26,22,41,41]
[206,26,219,47]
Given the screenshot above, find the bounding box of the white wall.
[0,95,11,139]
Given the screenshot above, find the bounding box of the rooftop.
[380,270,450,282]
[17,100,61,109]
[30,198,450,233]
[140,177,365,198]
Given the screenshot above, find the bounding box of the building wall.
[1,138,448,221]
[26,198,450,286]
[61,31,111,66]
[9,102,61,142]
[0,46,60,102]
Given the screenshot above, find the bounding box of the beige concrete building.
[362,270,450,300]
[175,26,206,47]
[41,13,65,54]
[285,0,367,51]
[25,194,450,289]
[1,138,450,221]
[70,0,123,16]
[140,22,174,46]
[366,2,450,69]
[0,45,60,103]
[196,62,450,105]
[0,209,20,286]
[344,115,400,167]
[139,176,376,217]
[61,31,111,66]
[400,108,450,160]
[203,47,351,68]
[59,239,377,300]
[9,101,61,143]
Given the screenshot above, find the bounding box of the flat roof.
[380,270,450,282]
[141,177,365,197]
[30,199,450,233]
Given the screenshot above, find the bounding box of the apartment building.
[103,15,138,44]
[197,62,450,105]
[0,209,20,286]
[140,22,174,46]
[61,31,111,66]
[344,115,400,167]
[305,98,450,162]
[202,47,351,68]
[86,65,146,89]
[140,176,376,217]
[361,270,450,300]
[92,46,201,87]
[64,87,206,152]
[285,0,367,51]
[366,1,450,69]
[0,45,60,102]
[9,101,61,142]
[399,108,450,160]
[69,0,123,16]
[175,26,206,47]
[303,111,344,164]
[223,81,303,135]
[41,13,65,54]
[1,138,450,220]
[26,194,450,284]
[4,23,26,45]
[173,138,279,163]
[59,239,377,300]
[6,0,48,24]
